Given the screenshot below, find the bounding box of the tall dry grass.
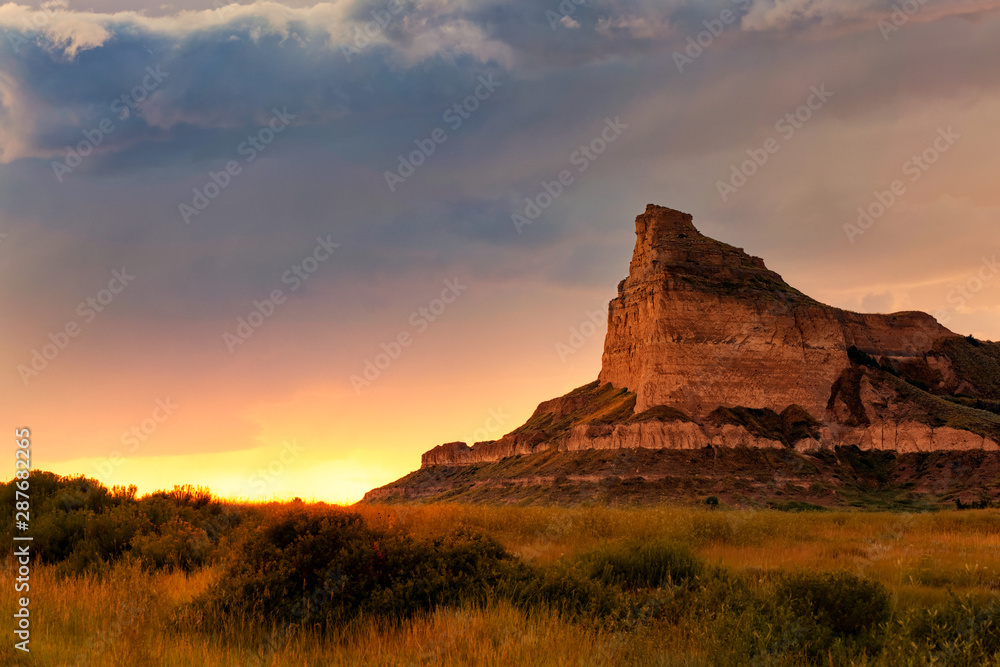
[2,504,998,665]
[356,503,1000,605]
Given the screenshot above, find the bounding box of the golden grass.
[2,504,998,665]
[0,559,663,666]
[355,503,1000,612]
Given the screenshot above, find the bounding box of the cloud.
[741,0,1000,35]
[0,0,111,57]
[6,0,999,164]
[595,14,673,40]
[0,0,515,161]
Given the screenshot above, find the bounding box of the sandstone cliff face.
[420,417,999,467]
[402,204,1000,470]
[598,205,952,418]
[421,433,553,467]
[833,422,999,453]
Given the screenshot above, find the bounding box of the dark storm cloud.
[3,0,1000,321]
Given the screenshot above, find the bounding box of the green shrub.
[894,596,1000,663]
[32,509,89,565]
[0,471,244,574]
[55,503,154,573]
[577,538,703,590]
[499,562,629,624]
[364,527,518,619]
[130,517,210,572]
[770,570,891,658]
[149,484,216,509]
[193,506,655,631]
[194,506,521,627]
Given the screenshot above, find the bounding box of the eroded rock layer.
[598,205,953,417]
[373,205,1000,481]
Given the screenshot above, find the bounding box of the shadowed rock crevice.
[706,405,823,449]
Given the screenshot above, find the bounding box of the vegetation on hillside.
[830,360,1000,443]
[512,381,639,437]
[706,405,822,447]
[371,443,1000,509]
[933,336,1000,398]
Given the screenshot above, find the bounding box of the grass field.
[3,502,1000,666]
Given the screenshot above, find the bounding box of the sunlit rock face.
[407,205,1000,469]
[598,204,952,418]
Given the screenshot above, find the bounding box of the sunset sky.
[3,0,999,502]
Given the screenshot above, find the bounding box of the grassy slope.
[661,232,819,306]
[935,336,1000,398]
[375,365,1000,508]
[369,445,1000,510]
[407,347,1000,509]
[830,364,1000,442]
[512,381,639,437]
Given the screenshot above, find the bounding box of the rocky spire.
[599,205,952,417]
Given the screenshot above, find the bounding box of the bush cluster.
[195,507,908,666]
[195,506,525,627]
[11,473,1000,665]
[0,472,245,573]
[195,509,700,631]
[577,538,703,589]
[769,570,892,659]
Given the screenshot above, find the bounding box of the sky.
[2,0,999,502]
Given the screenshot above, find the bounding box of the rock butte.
[412,205,1000,469]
